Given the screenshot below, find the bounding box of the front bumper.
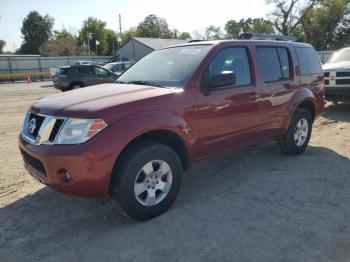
[18,128,118,197]
[325,86,350,102]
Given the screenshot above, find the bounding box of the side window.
[94,67,110,77]
[277,48,290,79]
[295,47,322,75]
[208,47,251,87]
[256,47,292,82]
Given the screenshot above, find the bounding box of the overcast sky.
[0,0,273,52]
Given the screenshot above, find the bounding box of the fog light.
[58,169,72,183]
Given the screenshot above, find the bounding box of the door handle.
[248,92,260,100]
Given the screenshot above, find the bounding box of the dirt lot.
[0,81,350,262]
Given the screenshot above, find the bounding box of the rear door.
[254,45,297,136]
[72,66,97,86]
[94,66,114,84]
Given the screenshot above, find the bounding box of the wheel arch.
[282,88,317,130]
[115,129,190,171]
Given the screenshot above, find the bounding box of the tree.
[78,17,109,55]
[267,0,319,35]
[225,18,275,38]
[178,32,191,40]
[0,40,5,54]
[39,29,86,56]
[19,11,54,54]
[301,0,350,50]
[136,14,172,38]
[205,25,223,40]
[105,29,117,56]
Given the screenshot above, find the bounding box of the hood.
[323,61,350,71]
[31,83,182,122]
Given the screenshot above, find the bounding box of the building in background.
[116,37,187,61]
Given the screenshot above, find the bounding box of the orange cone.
[27,73,32,84]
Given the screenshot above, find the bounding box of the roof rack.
[238,33,303,42]
[187,39,205,43]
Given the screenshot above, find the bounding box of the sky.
[0,0,273,52]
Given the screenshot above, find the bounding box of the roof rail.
[238,33,303,42]
[187,39,205,43]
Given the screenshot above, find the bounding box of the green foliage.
[105,29,117,56]
[301,0,350,50]
[135,14,172,38]
[205,25,223,40]
[267,0,319,35]
[178,32,191,40]
[0,40,5,54]
[19,11,54,54]
[225,18,275,38]
[39,30,86,56]
[78,17,109,55]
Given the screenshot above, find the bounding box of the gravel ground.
[0,81,350,262]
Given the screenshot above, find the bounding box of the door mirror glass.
[209,71,236,88]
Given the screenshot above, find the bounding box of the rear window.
[295,47,322,75]
[57,68,68,75]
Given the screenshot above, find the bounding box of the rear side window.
[209,47,251,87]
[295,47,322,75]
[75,66,95,75]
[256,47,291,82]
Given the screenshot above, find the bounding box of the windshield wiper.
[127,80,165,88]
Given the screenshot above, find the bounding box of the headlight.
[56,118,107,144]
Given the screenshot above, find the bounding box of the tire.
[110,143,183,221]
[71,83,83,90]
[279,108,313,155]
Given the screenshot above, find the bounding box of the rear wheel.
[280,108,313,155]
[110,143,183,221]
[72,83,83,90]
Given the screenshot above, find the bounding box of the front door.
[191,46,262,159]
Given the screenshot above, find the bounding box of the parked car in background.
[104,61,132,75]
[73,61,97,65]
[52,65,117,91]
[20,34,324,221]
[323,47,350,104]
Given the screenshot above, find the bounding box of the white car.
[323,47,350,104]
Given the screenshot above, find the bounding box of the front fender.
[107,110,195,164]
[281,88,316,130]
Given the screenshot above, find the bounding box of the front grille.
[28,113,45,137]
[336,72,350,77]
[48,119,64,142]
[336,79,350,85]
[22,112,66,145]
[20,149,47,176]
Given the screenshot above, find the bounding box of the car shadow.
[322,102,350,123]
[40,84,54,88]
[1,142,350,261]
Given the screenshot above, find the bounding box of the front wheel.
[110,143,183,221]
[279,108,313,155]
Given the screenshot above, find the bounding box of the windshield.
[118,45,212,88]
[328,48,350,64]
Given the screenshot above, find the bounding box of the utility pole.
[87,32,91,57]
[119,14,122,36]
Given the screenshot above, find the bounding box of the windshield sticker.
[179,49,201,55]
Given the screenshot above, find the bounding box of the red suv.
[19,34,324,221]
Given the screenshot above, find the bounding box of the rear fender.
[281,88,316,130]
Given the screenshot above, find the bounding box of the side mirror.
[209,71,236,89]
